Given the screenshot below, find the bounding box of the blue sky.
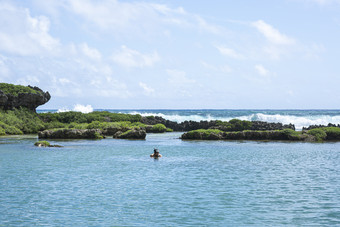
[0,0,339,109]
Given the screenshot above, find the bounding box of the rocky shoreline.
[141,116,295,132]
[1,83,340,142]
[38,128,147,140]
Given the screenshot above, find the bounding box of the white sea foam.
[242,113,340,130]
[57,104,93,114]
[128,111,234,123]
[128,111,340,130]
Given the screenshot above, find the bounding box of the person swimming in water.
[150,148,162,158]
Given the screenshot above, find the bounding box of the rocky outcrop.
[141,116,295,132]
[142,116,219,131]
[250,121,295,131]
[181,130,314,141]
[38,129,103,139]
[34,141,62,147]
[38,128,146,140]
[0,85,50,111]
[302,123,340,131]
[113,128,146,139]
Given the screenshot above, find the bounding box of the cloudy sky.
[0,0,339,109]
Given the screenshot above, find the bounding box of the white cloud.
[139,82,155,95]
[195,16,223,34]
[79,43,102,61]
[216,46,244,59]
[255,64,269,76]
[298,0,340,4]
[0,3,60,56]
[59,0,224,36]
[201,61,232,73]
[112,45,160,68]
[166,69,195,85]
[58,78,71,85]
[0,56,10,78]
[252,20,295,45]
[16,75,40,85]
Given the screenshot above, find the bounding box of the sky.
[0,0,340,109]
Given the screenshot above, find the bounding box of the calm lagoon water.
[1,133,340,226]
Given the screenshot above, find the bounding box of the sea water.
[1,132,340,226]
[2,109,340,226]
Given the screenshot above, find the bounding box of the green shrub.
[0,127,5,135]
[307,128,327,141]
[0,107,45,134]
[94,132,104,139]
[119,129,132,137]
[322,127,340,140]
[39,111,142,124]
[216,119,252,131]
[68,122,88,129]
[184,129,223,139]
[0,120,23,135]
[0,83,40,96]
[86,121,103,129]
[131,122,147,128]
[44,121,66,129]
[282,128,301,140]
[150,124,167,133]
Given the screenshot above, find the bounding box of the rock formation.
[141,116,295,132]
[38,129,103,139]
[113,128,146,139]
[0,85,50,111]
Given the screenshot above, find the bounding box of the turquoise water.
[1,133,340,226]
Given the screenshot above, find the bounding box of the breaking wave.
[57,104,93,114]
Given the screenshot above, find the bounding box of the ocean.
[1,109,340,226]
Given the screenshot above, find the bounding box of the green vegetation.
[0,107,44,134]
[216,119,252,131]
[182,129,223,140]
[34,141,50,147]
[307,127,340,141]
[150,124,167,133]
[0,83,40,96]
[282,128,302,140]
[34,140,62,147]
[0,127,5,135]
[182,127,340,142]
[94,132,104,139]
[0,107,171,136]
[39,111,142,124]
[307,128,327,141]
[322,127,340,140]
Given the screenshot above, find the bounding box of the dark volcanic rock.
[141,116,296,132]
[181,130,297,141]
[114,128,146,139]
[141,116,217,131]
[38,129,103,139]
[0,85,50,111]
[302,123,340,131]
[250,121,295,131]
